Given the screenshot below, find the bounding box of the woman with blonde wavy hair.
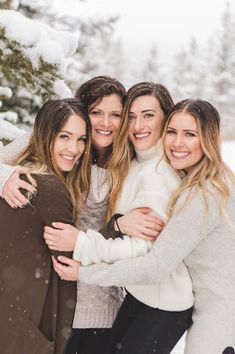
[54,99,235,354]
[0,98,91,354]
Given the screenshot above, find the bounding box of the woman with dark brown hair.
[0,98,91,354]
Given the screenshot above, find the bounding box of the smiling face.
[52,114,87,172]
[164,111,204,173]
[128,95,165,151]
[88,93,122,153]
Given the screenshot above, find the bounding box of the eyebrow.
[59,130,73,135]
[167,126,198,133]
[129,109,156,114]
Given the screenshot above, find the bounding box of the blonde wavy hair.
[162,99,235,220]
[106,82,174,220]
[11,99,91,219]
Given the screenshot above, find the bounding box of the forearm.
[73,229,151,266]
[79,192,218,287]
[0,132,31,197]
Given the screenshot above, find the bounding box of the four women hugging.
[0,76,234,354]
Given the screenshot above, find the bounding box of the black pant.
[64,328,112,354]
[110,291,193,354]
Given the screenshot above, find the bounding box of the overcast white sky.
[55,0,235,61]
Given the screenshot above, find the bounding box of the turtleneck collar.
[135,139,163,163]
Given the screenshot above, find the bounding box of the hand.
[2,166,36,208]
[117,208,165,241]
[52,255,81,281]
[44,222,79,251]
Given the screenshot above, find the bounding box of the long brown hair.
[75,75,126,164]
[12,98,91,217]
[162,99,235,219]
[107,82,174,220]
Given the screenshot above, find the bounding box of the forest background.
[0,0,235,143]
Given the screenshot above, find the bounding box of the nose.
[134,116,144,131]
[173,133,184,147]
[102,113,111,128]
[67,140,80,154]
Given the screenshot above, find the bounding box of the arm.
[72,161,179,265]
[77,190,220,287]
[0,132,35,206]
[34,175,75,259]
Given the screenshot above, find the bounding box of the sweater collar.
[135,139,163,162]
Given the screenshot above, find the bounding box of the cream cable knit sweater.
[73,142,194,311]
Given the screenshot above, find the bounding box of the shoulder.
[31,174,74,225]
[32,174,71,205]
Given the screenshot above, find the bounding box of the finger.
[19,180,37,194]
[52,222,70,229]
[57,255,76,266]
[2,194,17,209]
[44,226,61,236]
[135,207,152,214]
[143,228,160,237]
[146,222,164,232]
[3,191,25,208]
[10,188,29,206]
[16,166,30,174]
[144,215,165,225]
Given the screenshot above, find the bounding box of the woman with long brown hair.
[0,98,91,354]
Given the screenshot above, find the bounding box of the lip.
[133,132,151,139]
[96,129,112,136]
[171,150,190,159]
[60,154,76,162]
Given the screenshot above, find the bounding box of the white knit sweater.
[73,142,194,311]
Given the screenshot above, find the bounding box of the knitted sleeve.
[0,132,31,196]
[73,161,180,265]
[79,190,220,286]
[33,174,75,259]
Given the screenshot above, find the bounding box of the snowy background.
[0,1,235,352]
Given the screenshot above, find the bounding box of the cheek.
[112,119,121,131]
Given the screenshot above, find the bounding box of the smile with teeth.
[96,129,112,136]
[134,132,151,139]
[60,154,76,161]
[171,150,190,158]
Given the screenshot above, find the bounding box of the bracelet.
[115,217,122,233]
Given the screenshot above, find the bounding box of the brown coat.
[0,174,76,354]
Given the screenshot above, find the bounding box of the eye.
[90,110,101,116]
[112,112,121,118]
[78,137,87,143]
[185,132,196,137]
[58,134,69,140]
[144,113,154,119]
[166,129,176,135]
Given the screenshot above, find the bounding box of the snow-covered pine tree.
[171,37,206,101]
[206,1,235,138]
[0,0,78,143]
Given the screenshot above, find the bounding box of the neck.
[135,140,163,163]
[93,145,112,168]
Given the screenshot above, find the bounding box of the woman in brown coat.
[0,98,91,354]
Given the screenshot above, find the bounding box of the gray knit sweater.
[0,134,122,329]
[80,186,235,353]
